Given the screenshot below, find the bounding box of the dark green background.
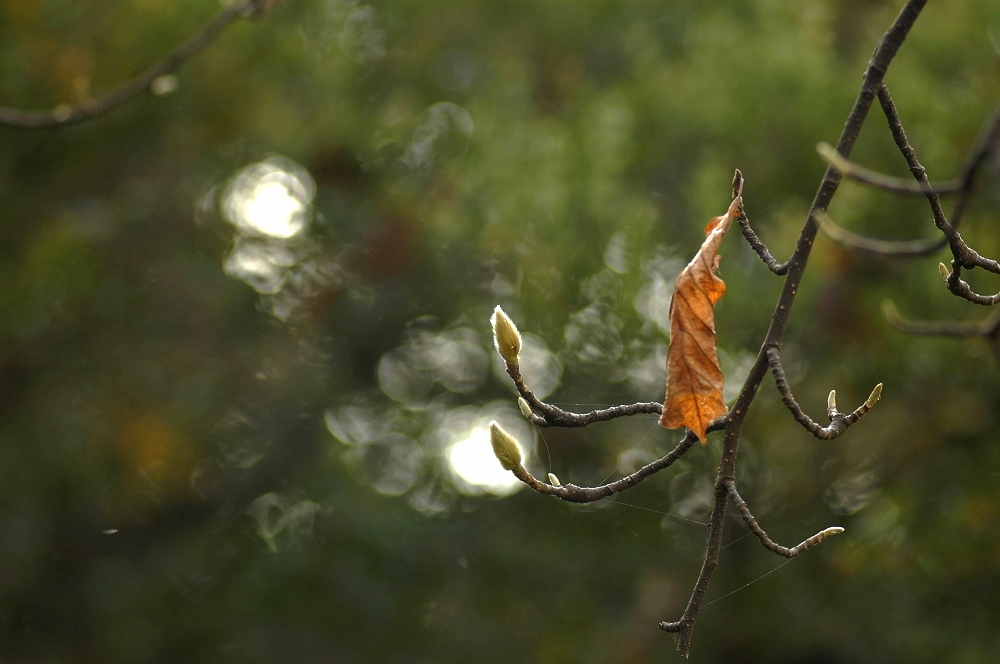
[1,0,999,661]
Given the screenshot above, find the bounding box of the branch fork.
[483,0,930,656]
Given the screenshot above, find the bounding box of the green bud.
[489,421,523,471]
[517,397,532,418]
[866,383,883,408]
[490,305,522,365]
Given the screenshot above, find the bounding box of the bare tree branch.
[510,431,698,503]
[0,0,268,129]
[817,93,1000,306]
[737,203,790,275]
[816,142,960,195]
[661,1,926,654]
[883,300,1000,361]
[725,480,844,558]
[766,348,882,440]
[505,362,663,428]
[942,264,1000,305]
[491,0,928,656]
[815,210,947,257]
[883,299,1000,339]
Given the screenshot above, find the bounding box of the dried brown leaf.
[659,194,742,443]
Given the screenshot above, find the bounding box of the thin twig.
[819,98,1000,302]
[737,204,790,275]
[942,265,1000,305]
[510,431,698,503]
[814,210,947,257]
[0,0,267,129]
[877,82,954,232]
[506,364,663,427]
[815,85,996,261]
[766,348,881,440]
[816,142,960,195]
[883,299,1000,339]
[725,480,844,558]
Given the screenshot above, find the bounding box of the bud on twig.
[547,472,561,487]
[491,306,522,365]
[866,383,883,408]
[938,262,950,281]
[489,421,523,471]
[518,397,532,418]
[827,390,837,410]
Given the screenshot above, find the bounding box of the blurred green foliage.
[1,0,999,662]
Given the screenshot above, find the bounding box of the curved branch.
[737,205,790,275]
[943,266,1000,305]
[815,210,947,257]
[510,431,698,503]
[883,299,1000,338]
[817,142,960,195]
[0,0,266,129]
[725,480,844,558]
[506,364,662,427]
[877,83,954,229]
[766,348,881,440]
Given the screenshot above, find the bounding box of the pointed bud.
[517,397,532,418]
[547,472,561,487]
[938,262,950,281]
[827,390,837,410]
[866,383,883,408]
[490,306,522,365]
[489,421,523,471]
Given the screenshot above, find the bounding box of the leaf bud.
[517,397,532,418]
[489,421,523,471]
[547,472,561,487]
[938,262,950,281]
[490,305,522,365]
[866,383,883,408]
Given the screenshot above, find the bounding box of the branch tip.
[490,305,522,366]
[517,397,532,418]
[866,383,883,408]
[488,421,523,471]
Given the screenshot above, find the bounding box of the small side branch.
[507,364,662,427]
[941,264,1000,306]
[816,142,960,195]
[815,211,947,257]
[877,83,954,234]
[509,431,698,503]
[737,205,789,275]
[725,479,844,558]
[0,0,267,129]
[814,83,959,258]
[818,100,1000,301]
[766,348,881,440]
[883,300,1000,361]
